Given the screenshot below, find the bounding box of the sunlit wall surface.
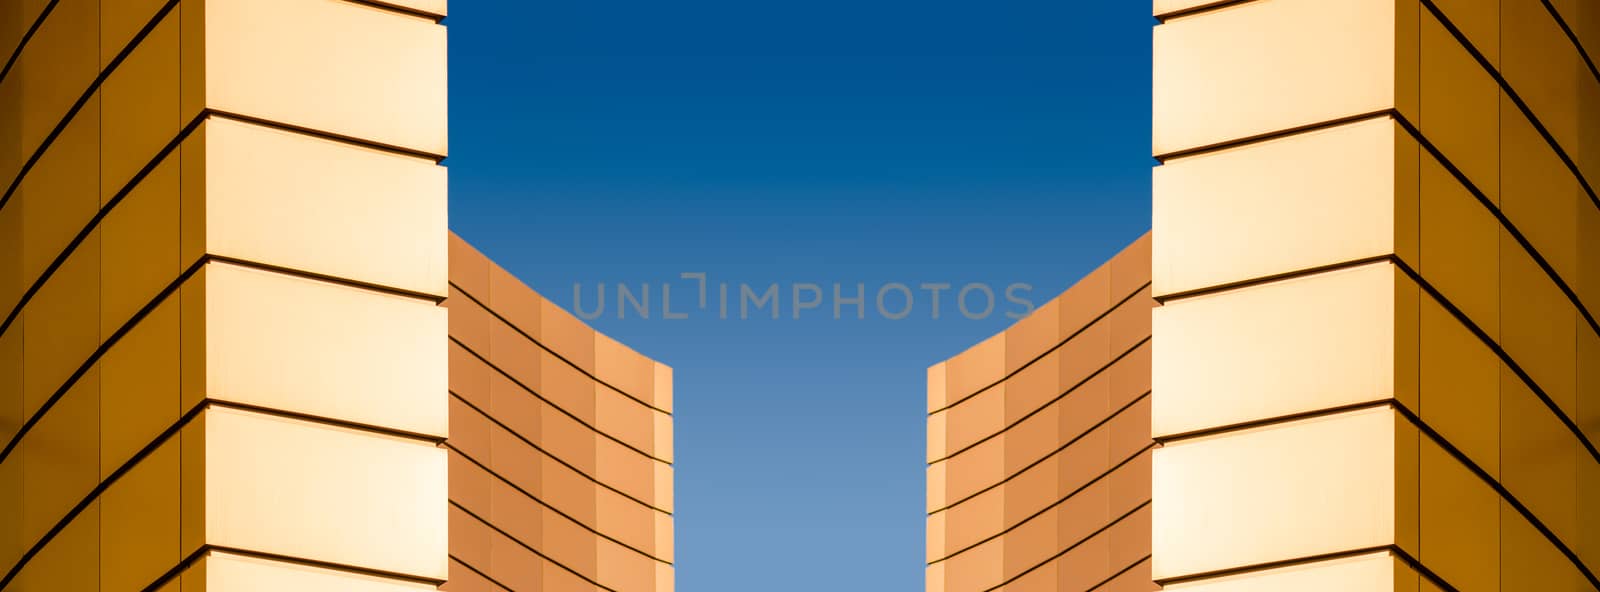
[1152,0,1598,589]
[927,234,1157,592]
[443,235,675,592]
[0,0,449,589]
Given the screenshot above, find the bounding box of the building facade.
[443,235,675,592]
[1152,0,1598,590]
[927,234,1158,592]
[1,2,672,592]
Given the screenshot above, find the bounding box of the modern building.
[927,234,1157,592]
[1151,0,1598,589]
[933,1,1596,589]
[443,235,675,592]
[0,1,672,591]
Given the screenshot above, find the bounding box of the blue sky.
[445,2,1153,589]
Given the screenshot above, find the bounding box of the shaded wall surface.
[927,234,1157,592]
[1,0,450,590]
[1153,0,1599,589]
[443,235,675,592]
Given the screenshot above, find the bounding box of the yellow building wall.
[1153,0,1598,590]
[0,0,450,590]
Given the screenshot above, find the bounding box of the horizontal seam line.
[449,281,670,415]
[931,338,1150,464]
[931,281,1151,414]
[1084,555,1153,592]
[447,555,517,592]
[207,255,445,304]
[1153,546,1398,587]
[207,399,445,444]
[204,546,445,586]
[449,391,672,515]
[207,110,445,162]
[929,443,1154,563]
[1153,110,1395,162]
[930,391,1151,514]
[1154,0,1258,23]
[452,500,622,592]
[339,0,446,21]
[979,500,1151,592]
[450,337,673,464]
[1155,400,1395,445]
[1153,255,1395,304]
[447,443,672,565]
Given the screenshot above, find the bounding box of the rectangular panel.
[202,117,447,297]
[1153,0,1399,155]
[1154,118,1405,296]
[199,550,438,591]
[1153,263,1403,438]
[203,262,447,437]
[204,0,448,155]
[1419,12,1499,201]
[100,11,179,202]
[369,0,446,18]
[205,406,447,580]
[1152,407,1401,580]
[1163,551,1412,591]
[100,440,180,591]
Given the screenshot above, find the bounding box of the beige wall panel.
[1153,0,1399,155]
[1152,407,1401,580]
[204,0,448,155]
[202,117,447,297]
[1153,118,1405,296]
[1162,551,1411,592]
[540,298,595,373]
[1153,263,1403,438]
[205,407,447,580]
[944,383,1004,456]
[199,550,439,592]
[653,362,673,413]
[203,263,447,437]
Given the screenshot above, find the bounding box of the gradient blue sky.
[445,2,1153,589]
